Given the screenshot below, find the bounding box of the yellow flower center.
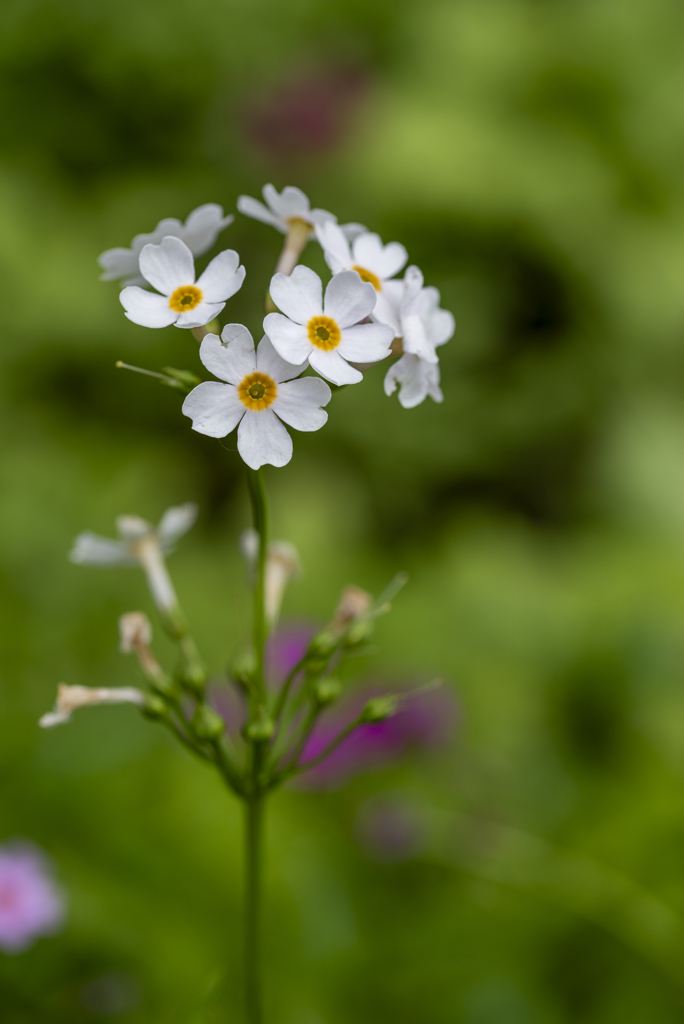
[237,372,278,411]
[307,315,341,351]
[169,285,203,313]
[286,216,313,232]
[351,265,381,291]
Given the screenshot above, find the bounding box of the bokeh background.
[4,0,684,1020]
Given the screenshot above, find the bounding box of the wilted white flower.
[70,503,197,615]
[330,585,373,630]
[118,611,153,654]
[315,221,408,327]
[98,204,234,288]
[182,326,331,470]
[264,266,394,386]
[382,266,455,408]
[240,530,301,627]
[120,237,245,330]
[39,684,146,728]
[237,184,364,240]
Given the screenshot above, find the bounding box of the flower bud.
[307,630,338,659]
[231,649,257,689]
[244,713,275,742]
[314,677,342,707]
[330,585,372,630]
[192,704,225,741]
[343,618,375,648]
[360,695,398,723]
[142,695,169,721]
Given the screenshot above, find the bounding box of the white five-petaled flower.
[119,236,245,330]
[70,503,197,615]
[182,326,332,470]
[39,684,146,728]
[98,204,235,288]
[237,184,365,240]
[264,266,394,386]
[315,220,408,327]
[383,266,455,409]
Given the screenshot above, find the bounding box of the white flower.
[315,221,408,327]
[237,184,365,240]
[382,266,455,408]
[39,684,146,728]
[98,204,235,288]
[384,355,444,409]
[70,503,197,614]
[263,266,394,386]
[119,237,245,330]
[382,266,455,364]
[182,326,332,470]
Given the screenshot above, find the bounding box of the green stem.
[246,468,268,701]
[244,792,264,1024]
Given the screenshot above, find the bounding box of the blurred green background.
[4,0,684,1020]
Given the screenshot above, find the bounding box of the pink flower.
[0,841,66,953]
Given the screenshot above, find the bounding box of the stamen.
[238,372,277,410]
[169,285,203,313]
[307,316,341,351]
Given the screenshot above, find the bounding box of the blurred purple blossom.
[295,683,458,790]
[0,841,66,953]
[241,65,369,160]
[355,794,430,862]
[266,623,315,684]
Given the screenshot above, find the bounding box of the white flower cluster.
[99,186,454,469]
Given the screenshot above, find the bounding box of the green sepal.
[192,703,225,741]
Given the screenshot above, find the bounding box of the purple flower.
[0,841,66,953]
[266,623,315,684]
[355,795,429,862]
[295,683,458,790]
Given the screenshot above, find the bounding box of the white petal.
[352,233,408,281]
[174,300,225,329]
[323,271,376,328]
[120,287,177,328]
[264,184,311,221]
[402,313,438,363]
[256,335,307,382]
[237,195,286,232]
[199,327,256,383]
[308,349,362,386]
[338,322,394,362]
[384,355,442,408]
[196,250,244,302]
[315,221,351,274]
[269,265,323,323]
[371,288,403,330]
[182,382,245,437]
[139,236,195,294]
[182,204,234,256]
[158,503,198,547]
[98,247,140,282]
[340,222,367,241]
[431,308,455,347]
[402,265,425,306]
[263,314,313,365]
[69,533,134,566]
[272,377,331,431]
[309,208,337,228]
[238,409,292,469]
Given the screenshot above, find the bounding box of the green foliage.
[4,0,684,1021]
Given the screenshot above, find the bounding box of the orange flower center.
[307,315,341,351]
[351,265,381,291]
[169,285,203,313]
[237,372,278,411]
